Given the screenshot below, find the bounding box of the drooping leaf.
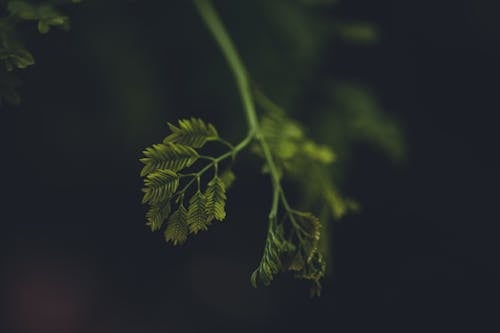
[293,250,326,292]
[164,204,189,245]
[293,211,321,261]
[142,169,179,204]
[251,223,293,287]
[140,142,199,176]
[187,190,209,234]
[164,118,218,148]
[205,176,227,222]
[145,200,171,231]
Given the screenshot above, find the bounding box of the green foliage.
[142,169,179,204]
[205,176,227,222]
[0,18,35,72]
[251,210,326,296]
[138,0,403,296]
[187,190,209,234]
[8,1,70,34]
[316,82,406,163]
[0,0,79,106]
[140,142,199,176]
[219,169,236,189]
[164,204,189,245]
[255,91,358,222]
[164,117,219,148]
[140,118,232,245]
[146,200,171,232]
[251,222,293,287]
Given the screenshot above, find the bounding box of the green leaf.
[140,142,199,176]
[37,20,50,34]
[164,205,189,245]
[220,169,236,189]
[205,176,227,222]
[145,200,171,231]
[293,211,321,261]
[164,118,218,148]
[251,223,292,287]
[8,1,70,33]
[187,190,209,234]
[142,169,179,204]
[0,44,35,70]
[293,250,326,286]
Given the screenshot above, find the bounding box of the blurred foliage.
[313,81,406,175]
[0,0,79,106]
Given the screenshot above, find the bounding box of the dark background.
[1,0,499,332]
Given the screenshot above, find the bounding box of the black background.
[1,1,499,332]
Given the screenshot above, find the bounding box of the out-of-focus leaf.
[336,22,380,44]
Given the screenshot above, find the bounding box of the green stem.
[173,133,252,199]
[193,0,283,193]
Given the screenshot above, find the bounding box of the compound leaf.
[251,223,293,287]
[164,118,218,148]
[205,176,227,222]
[142,169,179,204]
[293,211,321,261]
[146,200,171,231]
[187,190,209,234]
[140,142,199,176]
[164,204,189,245]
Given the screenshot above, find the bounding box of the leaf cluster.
[251,211,326,296]
[255,92,359,222]
[245,92,362,295]
[0,0,79,106]
[140,118,234,245]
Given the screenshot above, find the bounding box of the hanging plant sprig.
[140,0,357,296]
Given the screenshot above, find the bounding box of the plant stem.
[173,133,252,200]
[193,0,283,194]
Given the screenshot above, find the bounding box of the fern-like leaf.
[205,176,227,222]
[142,169,179,204]
[164,118,218,148]
[140,142,199,176]
[164,204,189,245]
[293,250,326,297]
[251,223,293,287]
[293,211,321,261]
[146,200,171,231]
[187,190,209,234]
